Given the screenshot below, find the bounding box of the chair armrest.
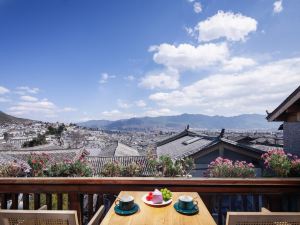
[38,205,48,210]
[87,205,105,225]
[261,207,271,213]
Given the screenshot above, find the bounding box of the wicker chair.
[0,205,104,225]
[226,208,300,225]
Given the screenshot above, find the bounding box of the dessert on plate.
[145,188,172,204]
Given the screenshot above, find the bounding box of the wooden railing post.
[34,193,40,210]
[57,193,63,210]
[69,192,82,225]
[23,193,29,210]
[0,194,8,209]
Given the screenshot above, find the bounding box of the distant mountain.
[77,120,112,129]
[0,111,33,125]
[77,113,279,131]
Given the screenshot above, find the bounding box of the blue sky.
[0,0,300,122]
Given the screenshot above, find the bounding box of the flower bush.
[150,155,195,177]
[100,156,195,177]
[47,158,93,177]
[206,157,255,178]
[290,157,300,177]
[0,161,27,177]
[28,153,93,177]
[28,153,50,177]
[100,161,121,177]
[261,149,292,177]
[120,162,142,177]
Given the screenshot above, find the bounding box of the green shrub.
[48,159,92,177]
[0,162,26,177]
[100,161,122,177]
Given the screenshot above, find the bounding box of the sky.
[1,0,300,122]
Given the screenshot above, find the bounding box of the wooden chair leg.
[261,207,271,213]
[87,205,105,225]
[38,205,48,210]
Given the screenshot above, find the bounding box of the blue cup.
[178,195,198,210]
[115,195,134,211]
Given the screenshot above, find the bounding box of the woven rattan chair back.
[226,212,300,225]
[0,210,79,225]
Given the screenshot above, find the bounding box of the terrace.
[0,177,299,225]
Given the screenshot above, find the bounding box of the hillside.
[77,113,279,131]
[0,111,33,125]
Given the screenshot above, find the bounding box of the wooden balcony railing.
[0,177,299,225]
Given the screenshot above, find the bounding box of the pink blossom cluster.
[206,157,255,178]
[261,149,289,168]
[261,149,300,177]
[209,157,254,168]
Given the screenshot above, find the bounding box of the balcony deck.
[0,177,299,225]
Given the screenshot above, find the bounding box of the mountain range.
[0,111,33,125]
[77,113,279,131]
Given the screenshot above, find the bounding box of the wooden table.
[100,191,216,225]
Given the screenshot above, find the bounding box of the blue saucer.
[114,203,139,216]
[173,202,199,215]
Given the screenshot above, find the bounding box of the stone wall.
[283,122,300,156]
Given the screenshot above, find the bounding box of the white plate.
[142,194,172,207]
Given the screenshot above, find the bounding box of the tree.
[3,132,9,142]
[46,124,66,146]
[22,134,47,148]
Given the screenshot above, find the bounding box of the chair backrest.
[0,210,79,225]
[226,212,300,225]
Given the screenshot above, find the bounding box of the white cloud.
[184,26,196,38]
[222,57,256,72]
[62,107,77,112]
[20,95,38,102]
[149,57,300,116]
[9,99,58,117]
[117,99,131,109]
[193,2,202,13]
[139,68,180,90]
[124,75,135,81]
[273,0,283,13]
[135,100,147,107]
[9,97,77,118]
[144,108,174,117]
[99,73,116,84]
[150,42,229,71]
[101,110,135,120]
[196,11,257,42]
[0,97,10,103]
[0,86,10,95]
[16,86,39,95]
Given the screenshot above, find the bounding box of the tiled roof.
[156,134,215,159]
[1,148,87,164]
[249,144,283,152]
[157,129,270,160]
[87,156,152,176]
[114,142,140,156]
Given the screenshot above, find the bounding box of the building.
[267,85,300,155]
[155,128,274,177]
[1,148,88,164]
